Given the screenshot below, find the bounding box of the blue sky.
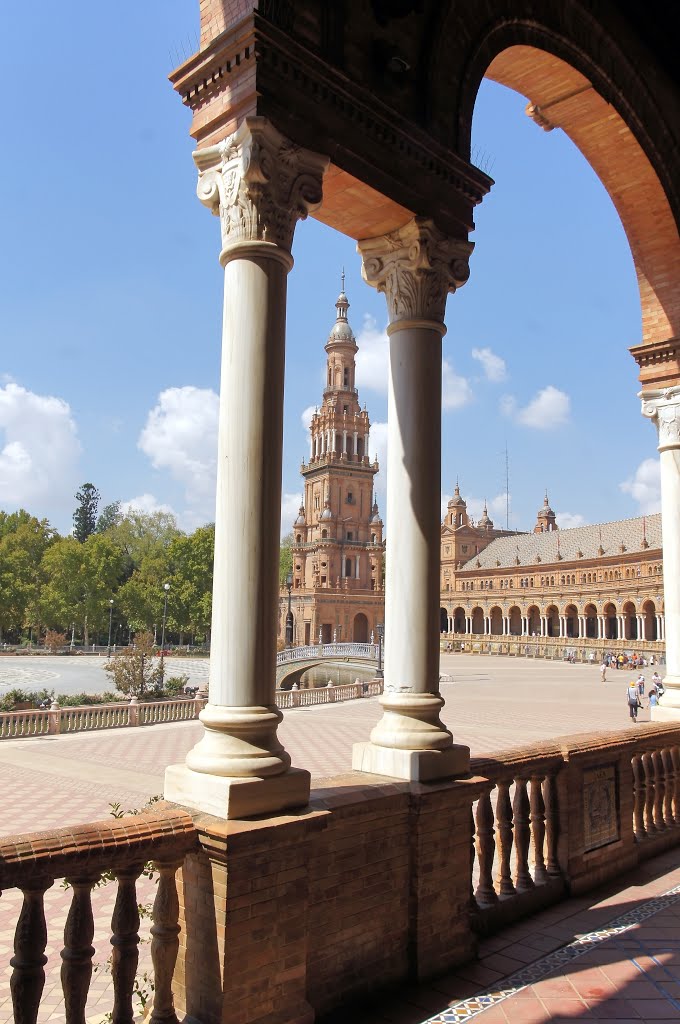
[0,2,660,538]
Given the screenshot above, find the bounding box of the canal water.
[298,663,375,688]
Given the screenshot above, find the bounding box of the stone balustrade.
[0,682,383,740]
[275,642,380,665]
[443,635,665,662]
[0,804,197,1024]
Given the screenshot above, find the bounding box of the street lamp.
[160,582,170,685]
[107,599,114,658]
[285,571,294,648]
[376,622,384,678]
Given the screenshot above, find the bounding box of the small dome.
[326,276,357,347]
[320,498,333,520]
[478,501,493,529]
[370,499,382,525]
[294,505,305,526]
[538,493,555,518]
[448,483,466,508]
[328,319,356,343]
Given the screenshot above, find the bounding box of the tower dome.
[534,492,558,533]
[448,482,466,509]
[327,271,356,346]
[478,500,494,530]
[294,504,306,527]
[370,497,383,525]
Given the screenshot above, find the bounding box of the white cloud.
[556,512,588,530]
[442,360,473,410]
[502,386,570,430]
[301,405,316,431]
[620,458,661,514]
[281,491,303,537]
[0,382,81,519]
[471,347,506,382]
[355,315,389,393]
[138,386,219,525]
[120,493,177,518]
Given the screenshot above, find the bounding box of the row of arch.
[441,600,664,642]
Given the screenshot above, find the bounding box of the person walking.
[637,673,645,697]
[600,662,607,683]
[652,670,662,692]
[627,680,642,722]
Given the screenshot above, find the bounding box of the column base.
[352,741,470,782]
[164,763,311,819]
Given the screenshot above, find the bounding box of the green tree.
[96,501,122,533]
[118,551,173,634]
[38,533,125,644]
[104,630,162,697]
[279,532,293,586]
[167,525,214,643]
[73,483,100,543]
[0,513,57,640]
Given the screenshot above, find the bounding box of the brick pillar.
[175,810,326,1024]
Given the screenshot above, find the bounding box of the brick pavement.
[0,655,665,1023]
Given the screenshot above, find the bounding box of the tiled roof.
[461,514,662,571]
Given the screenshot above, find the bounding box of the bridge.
[275,642,380,687]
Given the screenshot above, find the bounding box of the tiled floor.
[335,847,680,1024]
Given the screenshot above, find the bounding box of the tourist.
[649,689,658,708]
[600,662,607,682]
[652,670,662,691]
[637,673,645,697]
[627,681,642,721]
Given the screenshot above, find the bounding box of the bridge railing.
[276,642,379,665]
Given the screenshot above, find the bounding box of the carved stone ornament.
[358,217,473,324]
[641,385,680,451]
[194,117,329,255]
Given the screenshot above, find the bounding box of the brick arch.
[476,44,680,348]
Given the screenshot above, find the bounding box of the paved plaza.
[0,654,671,1023]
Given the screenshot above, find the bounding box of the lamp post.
[376,622,384,678]
[285,571,294,648]
[107,599,114,658]
[160,582,170,686]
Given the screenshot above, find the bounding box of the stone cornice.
[630,338,680,388]
[358,218,473,324]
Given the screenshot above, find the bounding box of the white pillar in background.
[643,389,680,714]
[165,118,328,818]
[355,555,360,579]
[343,429,347,454]
[353,218,472,781]
[364,431,369,459]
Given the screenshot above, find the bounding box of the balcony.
[3,724,680,1023]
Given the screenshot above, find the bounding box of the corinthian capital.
[641,385,680,451]
[194,117,329,259]
[358,218,473,324]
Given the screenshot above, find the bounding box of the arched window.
[321,529,327,539]
[345,558,352,577]
[296,534,301,542]
[343,367,349,387]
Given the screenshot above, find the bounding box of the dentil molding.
[358,218,473,324]
[194,117,329,257]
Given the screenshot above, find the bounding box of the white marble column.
[165,118,328,818]
[353,218,472,781]
[598,614,605,640]
[643,388,680,716]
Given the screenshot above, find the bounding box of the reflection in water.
[299,663,374,689]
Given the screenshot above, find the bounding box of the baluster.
[513,778,534,891]
[672,747,680,825]
[642,752,657,835]
[495,780,515,895]
[111,863,143,1024]
[652,750,666,831]
[149,859,183,1024]
[474,788,498,904]
[10,878,53,1024]
[632,755,646,838]
[61,873,100,1024]
[542,772,561,875]
[530,775,548,883]
[662,748,675,827]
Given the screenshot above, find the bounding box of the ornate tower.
[284,283,384,645]
[534,492,558,533]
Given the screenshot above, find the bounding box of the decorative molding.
[641,386,680,451]
[358,218,473,323]
[630,338,680,388]
[194,117,328,256]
